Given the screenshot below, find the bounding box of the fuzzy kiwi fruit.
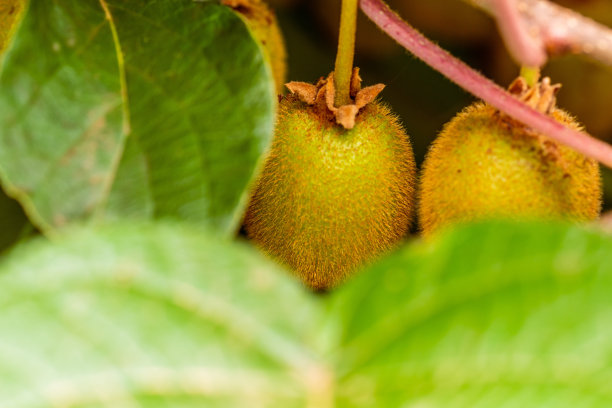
[244,70,417,290]
[419,77,602,235]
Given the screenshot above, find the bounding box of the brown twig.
[470,0,612,67]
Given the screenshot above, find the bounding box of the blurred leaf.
[0,0,275,236]
[0,222,322,407]
[3,221,612,406]
[328,221,612,406]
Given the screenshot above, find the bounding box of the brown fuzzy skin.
[244,95,417,290]
[223,0,287,92]
[419,103,602,235]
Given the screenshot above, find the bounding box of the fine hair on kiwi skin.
[241,0,418,290]
[243,70,417,290]
[418,76,603,236]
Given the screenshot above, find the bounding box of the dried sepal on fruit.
[244,69,417,290]
[419,76,602,235]
[286,68,385,129]
[222,0,287,92]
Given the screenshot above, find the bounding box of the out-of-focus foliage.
[0,222,323,407]
[330,221,612,406]
[1,221,612,406]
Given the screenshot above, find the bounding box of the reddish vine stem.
[359,0,612,169]
[492,0,545,67]
[471,0,612,67]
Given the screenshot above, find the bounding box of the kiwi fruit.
[419,77,602,235]
[244,70,417,290]
[223,0,287,92]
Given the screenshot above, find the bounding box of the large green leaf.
[0,222,322,407]
[2,221,612,406]
[0,0,275,235]
[329,222,612,406]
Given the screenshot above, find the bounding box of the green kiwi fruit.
[419,77,602,235]
[223,0,287,92]
[244,70,417,290]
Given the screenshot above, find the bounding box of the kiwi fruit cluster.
[235,2,603,290]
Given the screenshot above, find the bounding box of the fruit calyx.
[285,68,385,129]
[507,76,562,116]
[501,76,569,166]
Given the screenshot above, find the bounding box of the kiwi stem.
[491,0,546,68]
[334,0,359,107]
[360,0,612,169]
[520,66,540,87]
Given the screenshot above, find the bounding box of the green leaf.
[0,222,322,407]
[4,221,612,406]
[328,221,612,406]
[0,0,275,235]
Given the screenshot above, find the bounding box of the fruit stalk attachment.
[286,69,384,129]
[334,0,359,107]
[520,66,541,88]
[507,75,560,116]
